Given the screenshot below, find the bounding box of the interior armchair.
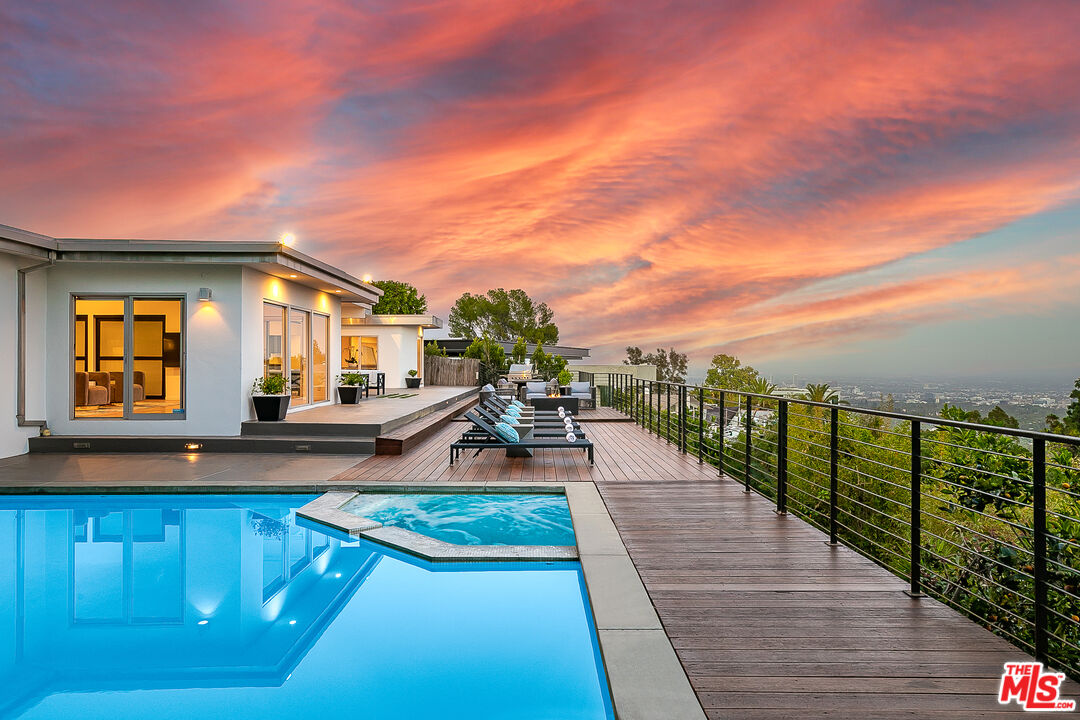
[107,371,147,404]
[74,371,110,406]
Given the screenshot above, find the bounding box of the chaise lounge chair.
[471,405,584,436]
[451,412,594,465]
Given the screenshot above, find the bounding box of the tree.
[624,346,688,383]
[463,335,507,386]
[1066,378,1080,434]
[511,337,528,364]
[370,280,427,314]
[803,383,840,404]
[746,377,776,396]
[448,288,558,343]
[704,354,761,392]
[985,405,1020,429]
[424,341,447,357]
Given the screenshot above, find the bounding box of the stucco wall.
[240,267,341,417]
[44,263,245,437]
[341,324,423,389]
[0,254,48,458]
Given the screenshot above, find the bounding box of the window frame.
[70,294,187,421]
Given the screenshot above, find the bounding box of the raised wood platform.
[374,394,477,455]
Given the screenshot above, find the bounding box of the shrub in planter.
[251,375,290,421]
[405,369,421,389]
[557,369,573,386]
[336,373,367,404]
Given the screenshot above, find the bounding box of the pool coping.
[1,480,706,719]
[295,489,578,562]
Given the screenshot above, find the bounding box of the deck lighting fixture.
[198,288,212,302]
[280,232,296,247]
[289,620,297,625]
[335,573,342,578]
[197,620,209,626]
[185,442,203,451]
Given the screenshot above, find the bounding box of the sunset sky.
[2,0,1079,381]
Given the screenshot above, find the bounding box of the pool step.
[27,435,376,455]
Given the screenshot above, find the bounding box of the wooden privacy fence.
[423,356,480,386]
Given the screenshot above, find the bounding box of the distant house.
[0,224,440,458]
[433,339,590,361]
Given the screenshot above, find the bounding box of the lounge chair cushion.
[525,381,546,394]
[482,383,495,392]
[569,382,590,394]
[500,414,518,425]
[566,432,578,443]
[493,422,520,443]
[505,405,522,417]
[510,399,525,408]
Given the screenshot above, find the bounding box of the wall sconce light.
[184,442,203,451]
[198,288,212,302]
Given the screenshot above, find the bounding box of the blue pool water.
[0,495,612,720]
[341,493,575,546]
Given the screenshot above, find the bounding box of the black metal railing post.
[776,399,788,515]
[666,383,672,444]
[744,395,752,492]
[698,386,705,463]
[679,385,687,454]
[718,390,725,477]
[1033,437,1048,663]
[828,405,839,545]
[906,420,924,598]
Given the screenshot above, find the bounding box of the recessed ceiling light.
[289,274,298,278]
[334,290,342,293]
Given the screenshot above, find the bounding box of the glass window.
[133,298,184,415]
[313,314,329,403]
[73,296,184,419]
[341,336,378,370]
[289,309,309,405]
[263,303,285,381]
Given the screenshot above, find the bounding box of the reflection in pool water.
[0,495,612,720]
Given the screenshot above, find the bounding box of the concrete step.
[28,435,376,455]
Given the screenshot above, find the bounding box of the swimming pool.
[0,494,613,720]
[340,493,575,546]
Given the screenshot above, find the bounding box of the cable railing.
[601,371,1080,679]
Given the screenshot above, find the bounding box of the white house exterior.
[0,223,443,458]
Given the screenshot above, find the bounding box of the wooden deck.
[333,418,1075,718]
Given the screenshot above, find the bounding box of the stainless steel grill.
[507,363,533,381]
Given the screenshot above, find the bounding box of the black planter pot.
[337,385,362,404]
[405,377,421,389]
[252,394,290,421]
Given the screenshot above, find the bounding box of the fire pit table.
[529,396,579,413]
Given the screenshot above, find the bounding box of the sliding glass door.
[289,309,309,406]
[73,295,185,419]
[263,302,330,408]
[313,314,328,403]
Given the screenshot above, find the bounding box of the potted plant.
[336,373,367,404]
[251,375,290,421]
[405,369,421,389]
[557,369,573,389]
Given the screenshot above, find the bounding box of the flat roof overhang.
[50,239,382,305]
[342,313,443,329]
